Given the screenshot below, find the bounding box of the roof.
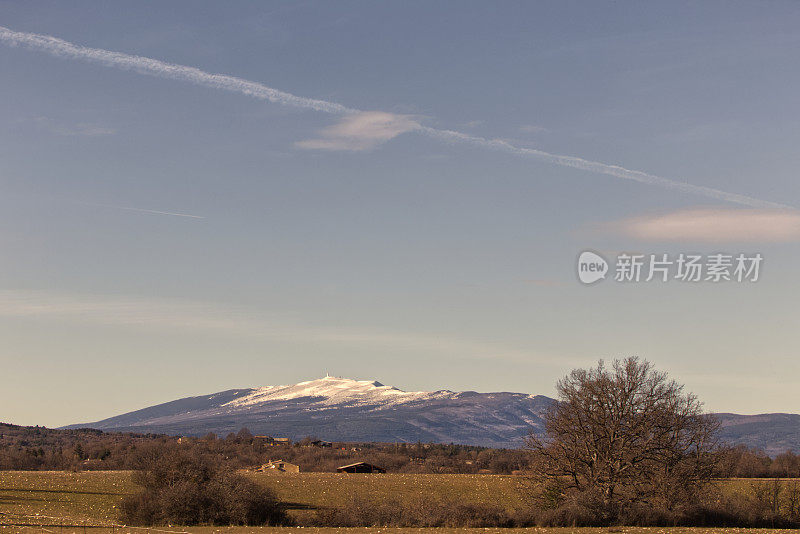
[337,462,381,469]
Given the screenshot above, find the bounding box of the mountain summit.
[224,376,436,408]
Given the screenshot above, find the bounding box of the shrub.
[524,488,800,528]
[310,497,513,527]
[119,448,286,526]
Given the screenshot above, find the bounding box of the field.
[0,471,795,534]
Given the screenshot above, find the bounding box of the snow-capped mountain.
[65,376,555,448]
[223,376,448,408]
[65,376,800,453]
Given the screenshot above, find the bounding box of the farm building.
[336,462,386,473]
[256,460,300,473]
[254,436,292,446]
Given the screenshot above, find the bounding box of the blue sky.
[2,1,800,427]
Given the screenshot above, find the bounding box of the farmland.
[0,470,795,534]
[3,471,528,526]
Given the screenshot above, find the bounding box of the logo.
[577,251,608,284]
[576,251,763,285]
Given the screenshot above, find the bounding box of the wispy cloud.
[0,289,560,364]
[0,25,791,209]
[602,207,800,242]
[31,116,115,136]
[295,111,420,151]
[519,124,549,134]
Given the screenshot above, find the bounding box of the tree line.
[1,425,796,477]
[0,423,530,474]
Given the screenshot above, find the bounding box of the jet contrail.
[0,26,355,115]
[79,201,205,219]
[417,127,790,209]
[0,25,790,209]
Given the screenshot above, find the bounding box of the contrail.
[0,25,790,209]
[417,127,790,209]
[0,26,355,115]
[79,201,205,219]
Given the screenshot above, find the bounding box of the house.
[256,460,300,473]
[308,439,332,448]
[81,458,104,470]
[255,436,291,446]
[336,462,386,473]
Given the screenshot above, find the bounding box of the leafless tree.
[527,357,720,521]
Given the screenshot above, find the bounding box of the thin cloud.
[295,111,420,151]
[519,124,549,134]
[31,116,116,136]
[603,207,800,242]
[0,289,562,365]
[0,25,791,209]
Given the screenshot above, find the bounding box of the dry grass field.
[0,471,532,525]
[5,528,800,534]
[254,471,531,511]
[0,471,795,534]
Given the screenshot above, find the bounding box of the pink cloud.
[296,111,420,151]
[605,208,800,243]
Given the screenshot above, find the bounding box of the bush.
[524,487,800,528]
[119,448,286,526]
[308,483,800,528]
[531,502,600,527]
[310,497,513,527]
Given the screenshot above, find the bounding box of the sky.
[2,1,800,427]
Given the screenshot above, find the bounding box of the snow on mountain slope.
[223,376,446,409]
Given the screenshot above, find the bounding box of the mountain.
[65,376,554,448]
[716,413,800,457]
[66,376,800,454]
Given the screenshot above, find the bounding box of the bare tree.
[527,357,720,521]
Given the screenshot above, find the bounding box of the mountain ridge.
[65,376,800,455]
